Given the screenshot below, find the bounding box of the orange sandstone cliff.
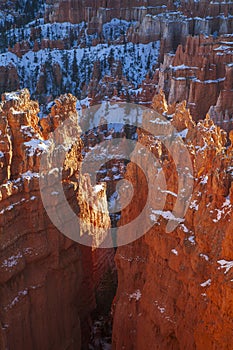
[0,89,115,349]
[157,35,233,124]
[112,92,233,349]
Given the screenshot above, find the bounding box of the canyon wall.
[1,0,232,110]
[44,0,233,38]
[112,92,233,349]
[0,89,115,349]
[44,0,168,26]
[155,34,233,130]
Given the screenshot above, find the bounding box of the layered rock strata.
[156,34,233,128]
[112,92,233,349]
[1,1,233,106]
[0,89,115,350]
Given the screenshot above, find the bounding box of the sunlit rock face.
[112,92,233,350]
[156,35,233,127]
[0,0,232,106]
[0,2,233,348]
[0,89,115,349]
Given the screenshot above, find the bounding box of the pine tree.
[46,26,50,39]
[146,54,151,70]
[34,52,38,64]
[21,28,24,41]
[72,49,78,81]
[62,52,69,76]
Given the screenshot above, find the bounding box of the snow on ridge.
[193,77,225,84]
[150,209,185,223]
[170,64,198,71]
[180,224,189,233]
[24,139,49,156]
[218,260,233,274]
[21,171,40,179]
[4,91,21,101]
[160,189,178,197]
[4,289,28,311]
[1,252,22,268]
[0,40,160,97]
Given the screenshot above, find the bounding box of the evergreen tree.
[146,54,151,70]
[46,26,50,39]
[62,52,69,76]
[72,50,79,81]
[21,28,24,41]
[34,52,38,64]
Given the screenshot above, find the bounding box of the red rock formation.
[0,65,19,96]
[0,89,115,349]
[208,63,233,133]
[112,93,233,349]
[157,35,233,123]
[179,0,233,19]
[44,0,233,40]
[44,0,168,28]
[8,41,31,58]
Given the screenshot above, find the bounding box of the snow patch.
[213,198,232,222]
[129,290,141,301]
[171,249,178,256]
[151,209,185,223]
[218,260,233,274]
[1,252,22,268]
[190,200,199,211]
[24,139,49,156]
[188,236,196,245]
[200,253,209,261]
[200,279,211,287]
[200,175,208,185]
[4,289,28,311]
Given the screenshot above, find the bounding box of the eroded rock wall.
[44,0,168,26]
[157,35,233,126]
[0,89,115,349]
[112,92,233,349]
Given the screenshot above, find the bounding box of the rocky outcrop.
[1,1,233,105]
[112,93,233,349]
[0,65,19,98]
[44,0,233,40]
[179,0,233,19]
[0,89,115,349]
[157,35,233,126]
[208,63,233,133]
[44,0,168,29]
